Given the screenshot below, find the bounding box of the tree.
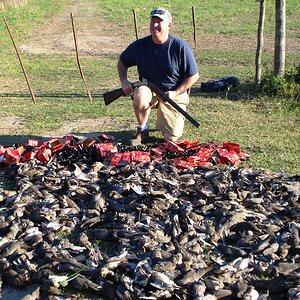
[274,0,286,76]
[255,0,266,86]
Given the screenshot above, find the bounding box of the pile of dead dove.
[0,150,299,300]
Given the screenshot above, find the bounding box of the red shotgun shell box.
[223,142,241,155]
[131,151,151,164]
[164,141,185,153]
[177,140,200,150]
[196,147,213,161]
[202,142,218,150]
[216,147,229,156]
[150,146,166,156]
[225,151,241,165]
[4,151,18,165]
[110,152,123,166]
[36,147,52,162]
[186,155,203,163]
[189,145,202,151]
[63,136,76,144]
[0,145,6,156]
[22,151,36,162]
[80,137,95,147]
[171,158,191,170]
[17,146,25,156]
[120,152,132,165]
[5,146,24,158]
[95,143,117,157]
[5,156,21,165]
[175,140,189,147]
[4,146,24,164]
[218,151,241,165]
[48,138,64,153]
[26,139,43,147]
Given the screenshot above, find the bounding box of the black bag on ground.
[200,76,239,92]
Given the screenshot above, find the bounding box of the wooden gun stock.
[103,88,125,106]
[103,79,146,106]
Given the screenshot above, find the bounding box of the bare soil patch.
[19,0,130,57]
[0,116,124,142]
[40,117,124,140]
[0,116,26,132]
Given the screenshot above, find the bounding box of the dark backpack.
[200,76,240,92]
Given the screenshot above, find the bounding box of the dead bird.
[1,155,300,299]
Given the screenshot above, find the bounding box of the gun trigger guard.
[132,78,148,89]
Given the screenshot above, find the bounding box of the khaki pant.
[135,86,189,139]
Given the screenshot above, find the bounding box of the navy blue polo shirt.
[120,35,198,92]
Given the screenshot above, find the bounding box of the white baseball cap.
[150,8,172,22]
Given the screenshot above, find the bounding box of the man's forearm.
[174,73,199,96]
[117,58,128,83]
[117,58,134,95]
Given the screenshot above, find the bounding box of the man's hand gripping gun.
[103,78,200,128]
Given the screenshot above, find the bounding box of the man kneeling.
[117,8,199,145]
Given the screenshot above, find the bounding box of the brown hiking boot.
[130,126,150,146]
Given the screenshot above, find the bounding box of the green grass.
[97,0,300,36]
[0,0,299,175]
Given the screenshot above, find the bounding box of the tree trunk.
[255,0,266,87]
[274,0,286,76]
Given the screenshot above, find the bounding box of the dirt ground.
[19,0,131,57]
[1,0,300,139]
[0,116,120,141]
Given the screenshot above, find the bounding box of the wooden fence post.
[192,6,197,52]
[3,16,36,103]
[132,9,139,40]
[255,0,266,87]
[70,13,93,103]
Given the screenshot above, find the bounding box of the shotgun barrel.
[145,79,200,128]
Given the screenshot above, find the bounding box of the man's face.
[150,16,172,40]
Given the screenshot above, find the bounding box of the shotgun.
[103,79,147,106]
[103,78,200,128]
